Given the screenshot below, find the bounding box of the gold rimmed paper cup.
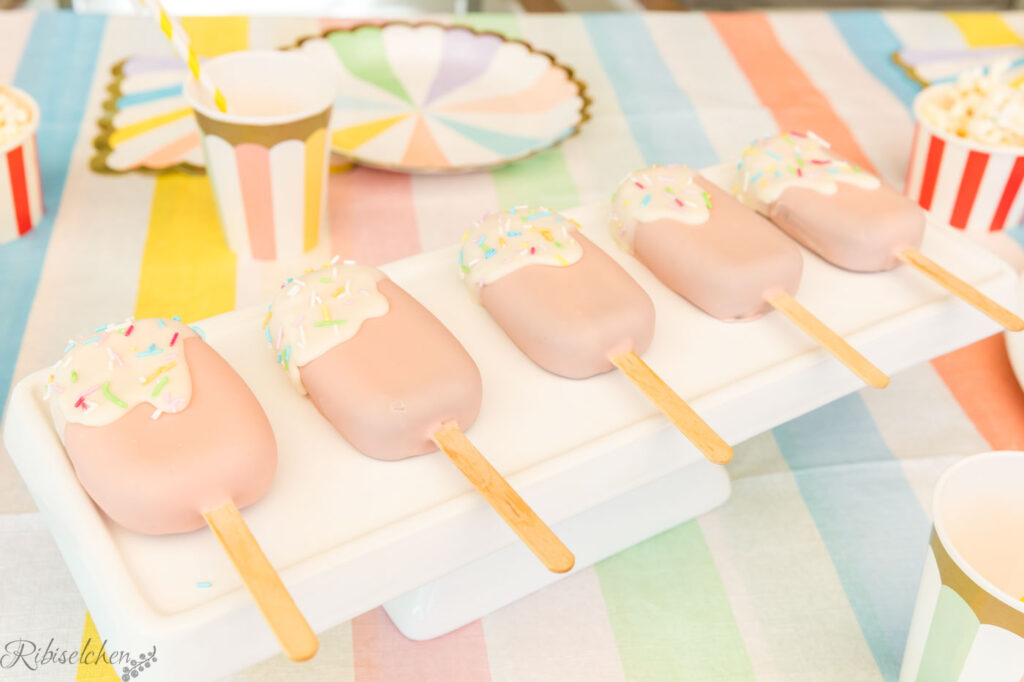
[899,451,1024,681]
[184,50,336,261]
[0,85,43,245]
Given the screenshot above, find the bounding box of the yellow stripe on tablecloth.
[946,12,1022,46]
[179,16,249,55]
[108,107,191,147]
[75,612,120,681]
[133,16,244,321]
[135,171,236,320]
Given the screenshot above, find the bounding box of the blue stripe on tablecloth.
[582,13,718,168]
[116,83,182,109]
[830,11,922,111]
[0,13,107,419]
[772,394,932,682]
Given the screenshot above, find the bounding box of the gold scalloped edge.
[91,20,592,176]
[90,57,206,176]
[289,20,593,175]
[891,50,932,90]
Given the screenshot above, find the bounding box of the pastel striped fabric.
[0,129,42,243]
[4,10,1024,682]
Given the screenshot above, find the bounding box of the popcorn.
[920,60,1024,147]
[0,86,33,149]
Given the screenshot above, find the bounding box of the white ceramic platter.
[4,164,1017,680]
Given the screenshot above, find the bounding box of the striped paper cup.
[899,452,1024,682]
[906,84,1024,233]
[184,51,336,261]
[0,86,42,245]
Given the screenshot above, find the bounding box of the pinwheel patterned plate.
[295,22,591,173]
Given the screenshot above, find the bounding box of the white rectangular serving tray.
[4,164,1019,681]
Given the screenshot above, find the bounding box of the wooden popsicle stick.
[898,247,1024,332]
[431,422,575,574]
[766,292,890,389]
[608,350,732,465]
[203,501,319,662]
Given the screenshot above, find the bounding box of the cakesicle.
[47,317,317,661]
[611,164,888,387]
[734,132,1023,331]
[459,207,732,464]
[267,261,574,573]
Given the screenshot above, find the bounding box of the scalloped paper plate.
[296,23,590,174]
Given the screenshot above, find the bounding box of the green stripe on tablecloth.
[595,521,755,682]
[773,394,932,681]
[454,14,580,210]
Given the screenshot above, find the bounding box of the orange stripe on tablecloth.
[352,608,491,682]
[931,335,1024,449]
[328,166,420,264]
[708,12,875,173]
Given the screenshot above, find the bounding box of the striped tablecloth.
[3,9,1024,682]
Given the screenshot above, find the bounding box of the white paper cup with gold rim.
[184,50,336,261]
[0,84,43,245]
[899,451,1024,681]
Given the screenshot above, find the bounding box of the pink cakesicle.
[266,261,574,574]
[47,318,317,661]
[734,131,1024,331]
[610,164,888,388]
[458,207,732,464]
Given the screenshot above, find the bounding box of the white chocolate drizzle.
[458,206,584,303]
[266,261,389,393]
[733,131,880,213]
[46,318,199,429]
[610,165,711,253]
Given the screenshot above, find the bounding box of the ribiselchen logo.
[0,638,157,679]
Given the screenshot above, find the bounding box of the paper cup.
[184,50,336,261]
[899,451,1024,682]
[0,85,43,245]
[906,84,1024,233]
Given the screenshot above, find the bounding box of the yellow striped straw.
[138,0,228,113]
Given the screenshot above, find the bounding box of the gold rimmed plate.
[296,21,591,174]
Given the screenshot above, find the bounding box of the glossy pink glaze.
[300,279,482,461]
[768,181,926,272]
[634,178,803,321]
[480,233,655,379]
[63,338,277,535]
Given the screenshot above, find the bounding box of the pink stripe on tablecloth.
[235,142,276,259]
[328,166,421,264]
[141,130,201,169]
[352,608,491,682]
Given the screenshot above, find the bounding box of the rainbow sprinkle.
[151,376,169,398]
[102,382,127,408]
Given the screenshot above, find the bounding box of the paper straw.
[138,0,228,113]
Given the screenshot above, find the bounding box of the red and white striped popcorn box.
[0,86,43,245]
[906,84,1024,234]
